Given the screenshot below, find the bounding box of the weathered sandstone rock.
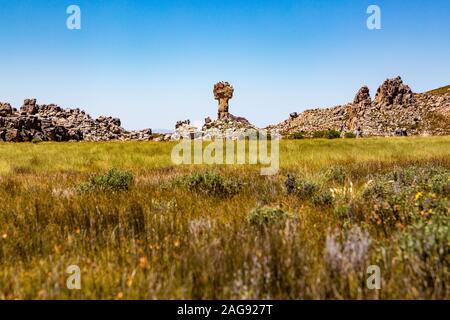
[214,81,234,120]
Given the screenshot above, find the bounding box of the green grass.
[0,137,449,299]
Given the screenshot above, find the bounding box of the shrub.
[247,207,290,226]
[284,175,319,200]
[326,130,342,139]
[31,137,43,144]
[430,174,450,196]
[284,174,297,195]
[292,132,305,140]
[415,193,449,217]
[78,168,134,193]
[399,210,449,291]
[359,166,450,231]
[312,129,341,139]
[295,179,319,199]
[173,171,241,197]
[312,190,334,207]
[344,132,356,139]
[325,165,347,184]
[363,166,450,200]
[362,179,394,200]
[312,130,327,139]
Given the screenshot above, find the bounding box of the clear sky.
[0,0,449,130]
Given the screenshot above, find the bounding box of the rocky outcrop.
[214,81,234,120]
[353,86,371,105]
[374,76,414,107]
[175,119,191,129]
[20,99,38,115]
[163,116,258,141]
[161,81,258,141]
[269,77,450,137]
[0,99,153,142]
[0,103,13,116]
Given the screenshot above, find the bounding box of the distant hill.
[425,85,450,95]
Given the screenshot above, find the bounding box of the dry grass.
[425,85,450,95]
[0,137,449,299]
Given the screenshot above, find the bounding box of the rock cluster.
[270,76,450,137]
[160,114,258,141]
[0,99,153,142]
[160,81,260,141]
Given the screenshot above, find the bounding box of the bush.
[430,173,450,196]
[326,130,342,139]
[363,166,450,200]
[325,165,347,184]
[31,137,43,144]
[173,171,241,197]
[78,168,134,193]
[344,132,356,139]
[312,129,341,139]
[247,207,290,226]
[312,190,334,207]
[399,209,449,290]
[292,132,305,140]
[358,166,450,231]
[284,174,297,195]
[312,130,327,139]
[284,175,319,200]
[296,179,319,199]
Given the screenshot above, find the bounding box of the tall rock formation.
[214,81,234,120]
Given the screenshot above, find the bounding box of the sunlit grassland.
[0,137,449,299]
[1,136,449,174]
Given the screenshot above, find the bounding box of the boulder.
[20,99,38,115]
[5,129,22,142]
[175,119,190,129]
[374,76,414,107]
[353,86,371,104]
[0,103,13,116]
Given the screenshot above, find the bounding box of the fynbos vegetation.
[0,137,448,299]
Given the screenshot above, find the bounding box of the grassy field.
[0,137,449,299]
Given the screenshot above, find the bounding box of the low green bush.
[78,168,134,193]
[247,207,290,226]
[292,132,305,140]
[312,129,341,139]
[325,165,347,184]
[284,175,319,200]
[344,132,356,139]
[31,137,43,144]
[173,171,242,197]
[312,190,334,207]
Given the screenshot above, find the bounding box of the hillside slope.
[426,85,450,95]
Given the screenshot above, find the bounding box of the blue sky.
[0,0,449,130]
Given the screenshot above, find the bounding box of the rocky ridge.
[0,99,152,142]
[270,76,450,137]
